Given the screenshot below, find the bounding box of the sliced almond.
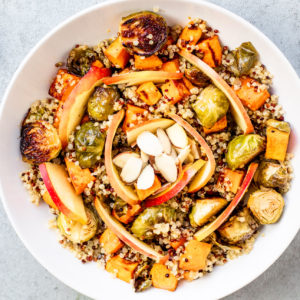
[140,151,149,168]
[137,131,163,156]
[190,140,200,159]
[170,147,178,160]
[156,128,172,155]
[120,157,143,183]
[155,154,178,183]
[184,153,195,164]
[137,165,155,190]
[113,151,140,168]
[176,145,191,165]
[166,123,188,149]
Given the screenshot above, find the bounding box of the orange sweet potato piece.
[106,255,138,283]
[137,82,162,105]
[197,35,222,68]
[182,77,195,91]
[100,229,124,255]
[65,158,96,195]
[49,69,80,101]
[161,79,190,104]
[91,60,104,69]
[178,21,202,50]
[80,114,90,125]
[183,271,197,281]
[42,191,58,209]
[217,168,245,194]
[265,127,289,161]
[135,175,162,201]
[112,204,142,224]
[235,77,270,111]
[179,240,212,271]
[122,104,148,132]
[150,263,178,292]
[161,58,180,73]
[170,237,186,250]
[134,55,163,70]
[203,116,227,134]
[104,37,131,69]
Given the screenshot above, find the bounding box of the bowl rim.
[0,0,299,298]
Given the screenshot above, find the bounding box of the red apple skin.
[94,197,168,263]
[194,162,258,242]
[179,49,254,134]
[59,66,111,148]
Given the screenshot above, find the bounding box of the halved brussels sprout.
[189,198,228,227]
[255,161,288,189]
[225,134,265,170]
[134,261,153,292]
[120,11,168,56]
[192,84,229,129]
[67,45,100,76]
[87,87,120,121]
[266,119,290,133]
[184,67,210,88]
[218,207,259,244]
[247,189,284,224]
[75,122,105,168]
[131,205,177,239]
[227,42,258,76]
[20,120,62,164]
[113,197,130,218]
[57,208,97,243]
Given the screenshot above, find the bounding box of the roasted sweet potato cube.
[135,175,161,201]
[65,158,96,195]
[179,240,212,271]
[53,101,63,129]
[217,168,245,193]
[170,237,186,250]
[182,77,195,91]
[197,35,222,67]
[178,21,202,50]
[150,264,178,292]
[265,127,290,161]
[122,104,148,132]
[203,116,227,134]
[49,69,80,101]
[161,79,190,104]
[235,77,270,111]
[161,58,180,73]
[104,37,131,69]
[91,60,104,68]
[134,55,163,70]
[136,82,162,105]
[100,229,124,255]
[112,204,142,224]
[106,255,138,283]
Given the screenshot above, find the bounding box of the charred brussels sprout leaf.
[75,122,105,168]
[192,84,229,128]
[113,197,129,218]
[87,87,119,121]
[67,46,100,76]
[131,205,177,239]
[247,189,284,224]
[225,134,264,170]
[134,261,153,292]
[184,67,210,88]
[120,11,168,56]
[266,119,290,133]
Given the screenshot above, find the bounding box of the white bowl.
[0,0,299,299]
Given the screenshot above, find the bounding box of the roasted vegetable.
[161,79,190,104]
[134,54,163,70]
[20,121,62,164]
[120,11,168,56]
[178,20,202,50]
[57,208,97,243]
[150,263,178,292]
[203,116,227,134]
[228,42,258,76]
[134,261,153,292]
[22,103,47,125]
[192,84,229,128]
[67,45,100,76]
[247,189,284,224]
[184,67,210,88]
[131,205,177,239]
[99,228,124,254]
[87,87,120,121]
[75,122,105,168]
[136,82,162,105]
[226,134,264,170]
[255,161,288,189]
[266,119,290,133]
[197,35,222,68]
[217,168,245,194]
[112,198,142,224]
[189,198,227,227]
[218,207,259,244]
[135,175,162,200]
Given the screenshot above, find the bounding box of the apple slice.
[168,113,216,193]
[102,71,183,86]
[39,162,87,224]
[59,66,111,148]
[144,159,206,207]
[127,118,175,145]
[105,110,139,205]
[194,162,258,241]
[94,197,168,263]
[179,49,254,134]
[113,151,140,168]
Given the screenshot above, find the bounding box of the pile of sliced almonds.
[112,123,201,191]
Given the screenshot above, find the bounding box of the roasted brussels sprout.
[247,189,284,224]
[67,45,100,76]
[218,207,259,244]
[75,122,105,168]
[134,261,153,292]
[131,205,177,239]
[23,105,46,125]
[184,67,210,88]
[255,161,288,189]
[87,87,119,121]
[227,42,258,76]
[20,120,62,164]
[266,119,290,133]
[225,134,264,170]
[192,84,229,129]
[120,11,168,56]
[57,208,97,243]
